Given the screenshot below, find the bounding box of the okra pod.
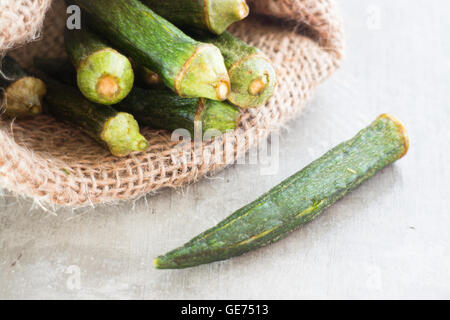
[70,0,230,101]
[44,77,148,157]
[116,87,240,136]
[142,0,250,35]
[155,114,409,269]
[35,58,239,136]
[65,27,134,105]
[0,56,46,119]
[197,32,277,108]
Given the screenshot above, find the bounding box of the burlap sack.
[0,0,344,207]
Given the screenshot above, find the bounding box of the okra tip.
[2,77,46,119]
[101,112,149,157]
[154,255,184,270]
[228,54,277,108]
[77,49,134,105]
[143,70,162,87]
[175,44,230,101]
[236,0,250,19]
[154,257,172,270]
[207,0,250,34]
[378,113,410,158]
[153,257,163,269]
[134,137,150,152]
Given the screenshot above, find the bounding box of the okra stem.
[142,0,250,35]
[197,32,277,108]
[0,56,46,119]
[65,27,134,105]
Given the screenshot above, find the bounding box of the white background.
[1,0,449,299]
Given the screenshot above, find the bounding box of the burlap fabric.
[0,0,344,207]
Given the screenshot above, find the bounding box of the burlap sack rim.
[0,0,344,209]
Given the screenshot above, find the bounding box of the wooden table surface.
[1,0,449,299]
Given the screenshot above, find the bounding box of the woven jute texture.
[0,0,344,207]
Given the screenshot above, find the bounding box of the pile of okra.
[0,1,411,269]
[0,0,279,157]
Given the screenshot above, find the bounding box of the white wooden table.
[1,0,449,299]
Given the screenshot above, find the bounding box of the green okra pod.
[197,31,277,108]
[0,56,46,119]
[34,57,240,136]
[37,57,164,89]
[43,76,148,157]
[155,114,409,269]
[142,0,250,35]
[70,0,230,101]
[65,27,134,105]
[116,87,240,136]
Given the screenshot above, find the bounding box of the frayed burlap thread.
[0,0,52,52]
[0,0,344,207]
